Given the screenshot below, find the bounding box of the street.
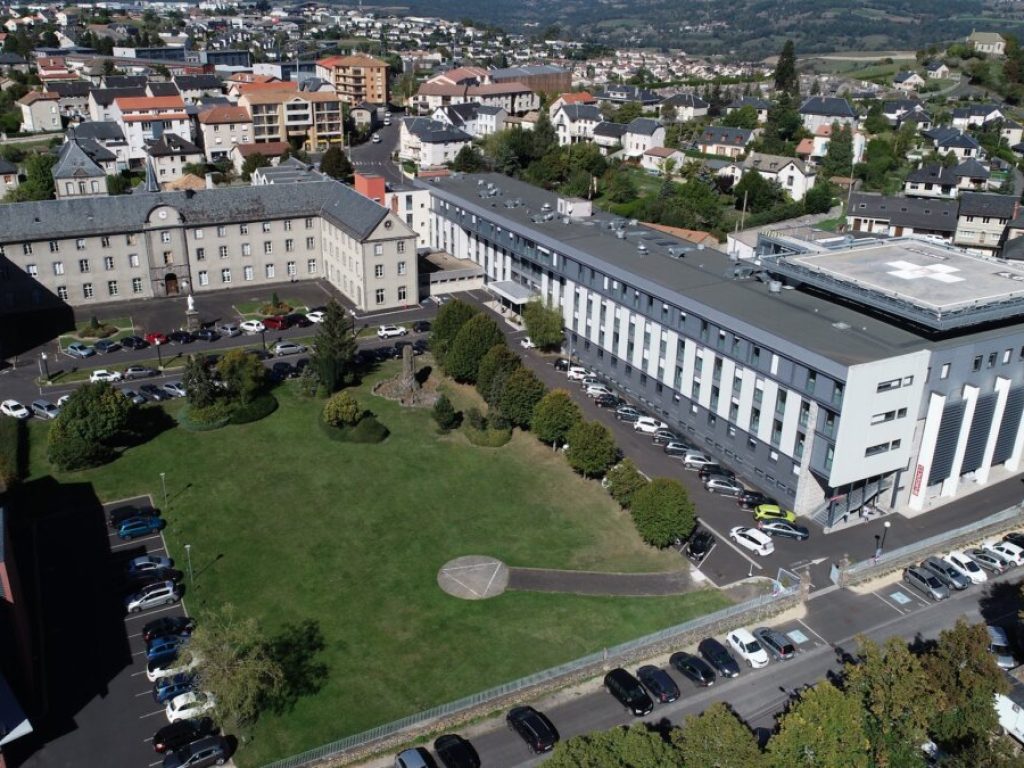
[349,117,402,186]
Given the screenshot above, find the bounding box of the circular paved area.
[437,556,509,600]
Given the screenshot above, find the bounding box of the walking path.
[507,566,692,597]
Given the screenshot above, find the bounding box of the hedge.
[228,394,278,425]
[0,418,26,491]
[463,424,512,448]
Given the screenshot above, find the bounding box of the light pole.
[160,472,168,510]
[40,352,49,381]
[184,543,194,586]
[155,339,164,370]
[874,520,891,561]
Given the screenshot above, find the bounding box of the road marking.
[697,518,763,571]
[132,649,148,657]
[124,604,180,621]
[795,618,828,645]
[136,690,154,698]
[872,591,909,615]
[110,535,164,550]
[139,709,165,719]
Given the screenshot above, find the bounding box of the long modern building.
[425,173,1024,523]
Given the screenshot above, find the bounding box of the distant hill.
[363,0,1019,57]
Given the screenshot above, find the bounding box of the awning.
[487,280,536,306]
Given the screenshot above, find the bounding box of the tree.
[431,299,477,364]
[47,382,134,470]
[863,102,889,135]
[432,394,458,432]
[532,110,558,159]
[774,40,799,98]
[320,146,354,182]
[241,153,271,181]
[857,137,896,190]
[844,636,936,768]
[5,153,55,202]
[547,724,684,767]
[106,174,131,195]
[803,179,833,214]
[216,349,267,405]
[532,389,581,445]
[475,344,520,404]
[444,313,505,383]
[767,683,870,768]
[182,161,208,178]
[187,604,285,729]
[520,300,565,349]
[497,367,546,428]
[323,390,361,426]
[603,168,637,203]
[628,478,695,547]
[565,420,617,478]
[922,618,1009,750]
[821,122,854,179]
[312,300,357,393]
[604,459,647,508]
[183,354,217,409]
[734,171,783,213]
[452,144,484,172]
[674,702,764,768]
[722,105,759,129]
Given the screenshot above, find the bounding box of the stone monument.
[185,293,200,331]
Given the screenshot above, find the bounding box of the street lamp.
[184,543,194,586]
[155,339,164,370]
[160,472,168,510]
[40,352,49,381]
[874,520,892,560]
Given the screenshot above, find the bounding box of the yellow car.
[753,504,796,523]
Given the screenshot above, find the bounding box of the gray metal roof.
[173,74,223,90]
[146,133,202,157]
[0,158,16,174]
[403,117,472,143]
[905,163,958,184]
[0,181,389,243]
[849,193,957,232]
[593,121,627,138]
[51,140,105,180]
[958,191,1018,218]
[147,82,180,97]
[45,81,91,97]
[71,121,125,142]
[798,96,857,118]
[699,126,753,146]
[727,96,772,110]
[89,86,146,106]
[102,75,147,89]
[626,117,661,136]
[557,104,601,122]
[663,93,709,109]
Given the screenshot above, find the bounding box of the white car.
[147,653,201,682]
[566,366,589,381]
[125,581,181,613]
[727,628,770,669]
[520,337,536,349]
[89,369,123,383]
[0,400,30,419]
[985,540,1024,566]
[166,691,216,723]
[586,384,614,398]
[57,394,72,407]
[307,310,326,324]
[633,417,668,434]
[729,526,775,556]
[240,320,265,334]
[272,341,307,357]
[371,133,382,143]
[163,382,187,398]
[377,324,408,339]
[682,451,715,470]
[944,551,988,584]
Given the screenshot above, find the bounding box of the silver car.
[217,322,241,337]
[921,556,970,591]
[30,399,60,419]
[903,565,950,601]
[272,341,307,357]
[987,625,1017,669]
[705,477,745,497]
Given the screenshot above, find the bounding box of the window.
[307,258,316,274]
[22,243,31,255]
[82,282,93,298]
[242,243,251,257]
[306,237,315,250]
[104,256,114,270]
[397,240,405,253]
[52,261,64,275]
[128,253,140,268]
[101,236,110,247]
[49,240,59,253]
[374,264,384,278]
[397,260,406,275]
[194,229,204,240]
[57,286,68,300]
[304,217,314,229]
[26,264,37,277]
[263,241,273,255]
[265,264,275,278]
[160,231,171,244]
[284,220,292,231]
[375,288,386,305]
[876,378,907,392]
[1004,349,1013,364]
[285,239,294,252]
[244,265,254,281]
[163,252,173,266]
[132,277,143,294]
[217,226,226,237]
[287,261,296,276]
[76,239,86,250]
[239,224,249,235]
[261,221,271,233]
[219,245,228,259]
[972,355,982,372]
[107,280,118,296]
[988,352,997,368]
[198,270,209,286]
[221,269,231,283]
[398,286,407,301]
[374,244,383,256]
[78,259,90,273]
[195,247,205,261]
[865,442,891,457]
[940,362,950,379]
[126,233,138,245]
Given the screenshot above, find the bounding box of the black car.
[286,314,313,328]
[759,520,810,540]
[151,717,216,753]
[141,384,170,401]
[433,734,480,768]
[162,735,229,768]
[412,320,432,333]
[193,328,220,342]
[603,667,654,716]
[168,331,194,344]
[412,340,428,354]
[753,627,796,660]
[1003,531,1024,549]
[127,568,184,589]
[270,362,294,381]
[698,465,734,482]
[95,339,122,354]
[143,615,196,643]
[636,664,680,703]
[506,706,559,753]
[684,528,715,563]
[121,335,150,350]
[670,652,716,686]
[594,394,622,409]
[108,504,160,528]
[698,637,741,678]
[553,358,570,371]
[738,490,777,510]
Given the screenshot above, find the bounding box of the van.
[987,625,1017,669]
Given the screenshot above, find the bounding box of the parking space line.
[132,649,148,657]
[136,690,154,698]
[795,618,829,645]
[124,604,180,622]
[132,670,151,678]
[139,709,165,719]
[872,591,910,615]
[110,535,163,551]
[697,518,763,571]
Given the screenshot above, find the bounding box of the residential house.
[71,122,129,171]
[926,127,982,161]
[230,141,290,175]
[1001,119,1024,147]
[740,153,816,201]
[431,103,506,139]
[623,117,665,158]
[967,31,1006,56]
[17,91,60,132]
[696,126,753,158]
[197,105,253,162]
[238,91,343,151]
[146,83,180,99]
[955,191,1018,255]
[147,134,204,183]
[399,117,472,168]
[172,74,224,103]
[925,61,951,79]
[0,157,19,197]
[893,71,926,92]
[593,84,661,105]
[552,103,602,145]
[314,54,389,106]
[110,95,192,163]
[881,99,930,128]
[641,146,687,175]
[547,91,595,116]
[51,139,108,199]
[411,81,539,116]
[44,81,89,118]
[951,104,1003,130]
[795,123,867,166]
[87,86,146,122]
[660,92,709,122]
[846,193,958,241]
[798,96,857,131]
[488,65,570,94]
[903,163,960,199]
[593,122,627,154]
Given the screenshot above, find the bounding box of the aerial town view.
[4,0,1024,766]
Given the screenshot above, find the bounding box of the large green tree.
[216,349,267,404]
[319,146,354,183]
[312,300,357,393]
[532,389,582,446]
[773,40,799,98]
[496,367,546,429]
[451,144,484,172]
[628,477,695,547]
[604,458,648,508]
[430,299,477,364]
[722,105,759,129]
[734,171,784,213]
[183,354,217,409]
[522,300,565,349]
[674,701,764,768]
[768,683,870,768]
[444,313,505,383]
[5,153,56,202]
[47,382,134,470]
[566,420,617,477]
[821,122,854,179]
[547,724,684,767]
[475,344,521,404]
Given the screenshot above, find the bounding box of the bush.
[629,478,696,548]
[465,406,486,431]
[604,459,648,508]
[565,420,618,478]
[228,394,278,424]
[432,394,459,432]
[463,424,512,447]
[177,403,232,432]
[0,417,26,491]
[78,323,117,339]
[323,391,361,426]
[444,314,505,383]
[318,414,389,443]
[47,420,114,471]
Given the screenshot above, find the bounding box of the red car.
[262,316,289,331]
[144,332,168,345]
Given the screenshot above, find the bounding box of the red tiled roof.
[199,105,252,124]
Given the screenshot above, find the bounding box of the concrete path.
[507,566,692,596]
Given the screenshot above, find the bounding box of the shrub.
[463,424,512,447]
[532,389,582,445]
[605,459,648,508]
[47,420,114,470]
[229,394,278,424]
[0,417,26,491]
[629,478,696,548]
[565,420,618,478]
[432,394,459,432]
[465,407,486,431]
[177,403,232,432]
[444,314,505,383]
[323,391,361,427]
[318,414,389,443]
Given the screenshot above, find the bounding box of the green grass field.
[26,363,728,766]
[233,298,310,318]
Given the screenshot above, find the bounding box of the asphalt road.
[349,118,403,185]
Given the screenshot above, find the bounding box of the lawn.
[233,297,310,318]
[26,362,728,766]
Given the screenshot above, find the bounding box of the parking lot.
[10,494,197,768]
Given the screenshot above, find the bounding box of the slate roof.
[89,86,146,106]
[925,61,948,72]
[743,152,808,175]
[77,137,116,164]
[44,81,90,98]
[556,104,601,122]
[146,133,202,157]
[954,158,990,179]
[490,64,566,80]
[848,193,958,232]
[894,71,922,83]
[727,96,773,111]
[102,75,147,89]
[0,157,17,174]
[699,125,753,147]
[958,192,1018,219]
[952,104,1002,120]
[798,96,857,118]
[71,121,125,142]
[939,131,981,150]
[402,117,472,143]
[198,105,251,125]
[905,163,958,185]
[51,139,105,180]
[147,82,180,97]
[595,84,661,104]
[173,74,223,91]
[1001,235,1024,261]
[662,93,709,109]
[593,121,627,138]
[626,117,662,136]
[882,99,923,115]
[0,181,390,243]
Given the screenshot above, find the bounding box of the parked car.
[682,451,715,470]
[217,322,241,337]
[145,332,169,345]
[122,389,147,405]
[520,337,536,349]
[262,316,288,331]
[727,628,770,668]
[90,369,123,383]
[306,311,326,324]
[126,581,181,613]
[986,540,1024,566]
[108,504,160,528]
[128,568,183,588]
[698,464,734,481]
[371,133,381,143]
[148,635,188,662]
[698,637,741,678]
[121,336,150,350]
[124,365,158,380]
[965,547,1011,574]
[141,384,170,401]
[118,516,167,540]
[166,691,216,723]
[753,504,796,523]
[168,331,194,344]
[193,328,220,342]
[944,551,987,584]
[161,735,230,768]
[615,405,641,422]
[66,341,96,358]
[921,556,970,591]
[0,400,30,419]
[286,314,312,328]
[506,706,559,754]
[705,476,745,496]
[163,382,187,398]
[636,665,680,703]
[634,416,668,434]
[153,676,194,707]
[738,490,777,510]
[30,399,60,419]
[152,717,217,754]
[143,616,195,643]
[729,526,775,556]
[94,339,122,354]
[378,324,408,339]
[669,652,716,686]
[553,358,570,372]
[412,320,432,333]
[272,341,307,357]
[1005,531,1024,550]
[270,362,295,381]
[394,747,434,768]
[594,393,622,409]
[663,441,692,457]
[685,528,715,563]
[651,429,678,446]
[128,554,173,575]
[579,376,602,390]
[433,734,480,768]
[753,627,796,660]
[586,384,613,398]
[147,653,200,683]
[759,520,810,541]
[603,668,654,715]
[987,625,1017,670]
[566,366,589,381]
[240,320,265,334]
[903,565,950,601]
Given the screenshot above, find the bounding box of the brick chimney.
[353,172,386,205]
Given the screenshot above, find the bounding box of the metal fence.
[260,582,801,768]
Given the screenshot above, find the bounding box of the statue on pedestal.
[186,294,195,313]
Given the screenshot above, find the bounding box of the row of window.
[195,238,316,260]
[374,285,408,305]
[57,278,144,300]
[877,376,914,393]
[865,439,902,457]
[968,348,1024,373]
[197,260,317,285]
[192,219,315,239]
[26,255,143,277]
[372,262,408,278]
